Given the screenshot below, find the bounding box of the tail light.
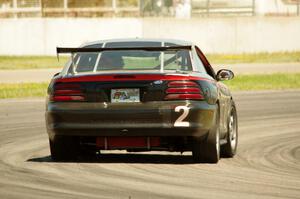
[50,83,85,102]
[164,81,204,100]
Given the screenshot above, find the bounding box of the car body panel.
[46,100,216,139]
[47,73,218,139]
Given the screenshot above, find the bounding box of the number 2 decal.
[174,106,190,127]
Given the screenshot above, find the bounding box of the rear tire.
[192,105,220,163]
[221,102,238,157]
[49,136,80,162]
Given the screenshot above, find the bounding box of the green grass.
[0,74,299,99]
[0,56,68,70]
[0,83,48,99]
[224,73,300,91]
[1,51,300,70]
[207,51,300,64]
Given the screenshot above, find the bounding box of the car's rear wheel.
[192,105,220,163]
[221,102,238,157]
[49,136,80,162]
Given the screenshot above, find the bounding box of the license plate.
[111,88,140,103]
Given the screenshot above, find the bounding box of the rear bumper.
[46,100,217,140]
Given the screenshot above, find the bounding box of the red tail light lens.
[165,94,204,100]
[52,95,85,102]
[168,81,198,87]
[54,90,83,95]
[51,83,85,102]
[55,84,82,90]
[166,87,201,94]
[165,81,203,100]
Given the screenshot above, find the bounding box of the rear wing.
[56,45,192,60]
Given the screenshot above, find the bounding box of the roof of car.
[81,38,193,47]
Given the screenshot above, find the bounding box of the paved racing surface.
[0,91,299,199]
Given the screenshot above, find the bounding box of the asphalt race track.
[0,91,299,199]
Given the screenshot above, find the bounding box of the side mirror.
[216,69,234,81]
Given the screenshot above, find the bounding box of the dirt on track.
[0,91,299,199]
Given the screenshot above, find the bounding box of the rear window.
[67,42,193,74]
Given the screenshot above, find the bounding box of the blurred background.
[0,0,300,18]
[0,0,300,55]
[0,0,300,97]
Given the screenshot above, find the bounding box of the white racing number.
[174,106,190,127]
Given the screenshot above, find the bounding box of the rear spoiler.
[56,45,192,61]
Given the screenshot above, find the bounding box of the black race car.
[46,39,238,163]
